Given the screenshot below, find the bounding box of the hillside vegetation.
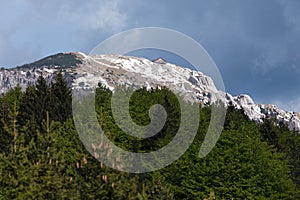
[18,53,82,69]
[0,74,300,199]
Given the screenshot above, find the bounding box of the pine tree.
[35,75,51,128]
[2,82,300,199]
[19,75,51,133]
[0,86,23,153]
[50,71,72,123]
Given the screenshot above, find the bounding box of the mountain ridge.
[1,52,299,131]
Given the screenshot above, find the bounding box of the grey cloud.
[27,0,127,32]
[0,0,127,67]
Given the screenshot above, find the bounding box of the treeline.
[0,74,300,199]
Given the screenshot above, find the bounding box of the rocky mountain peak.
[152,58,167,64]
[1,52,299,132]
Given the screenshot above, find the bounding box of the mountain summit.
[1,52,299,131]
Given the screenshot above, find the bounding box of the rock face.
[1,52,299,131]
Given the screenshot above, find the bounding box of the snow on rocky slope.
[0,52,299,131]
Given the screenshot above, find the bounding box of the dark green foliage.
[162,109,297,199]
[0,86,22,153]
[34,75,51,128]
[18,76,50,132]
[18,74,72,134]
[18,53,82,69]
[1,80,300,199]
[50,71,72,122]
[95,85,181,152]
[260,118,300,189]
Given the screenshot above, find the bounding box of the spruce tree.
[19,75,51,133]
[35,75,51,128]
[50,71,72,123]
[0,86,23,153]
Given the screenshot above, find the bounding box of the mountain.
[1,52,299,131]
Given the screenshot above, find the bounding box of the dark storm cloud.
[116,0,300,109]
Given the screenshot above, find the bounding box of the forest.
[1,72,300,199]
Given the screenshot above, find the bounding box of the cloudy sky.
[0,0,300,111]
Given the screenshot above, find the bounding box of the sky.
[0,0,300,112]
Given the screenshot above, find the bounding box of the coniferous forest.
[1,72,300,199]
